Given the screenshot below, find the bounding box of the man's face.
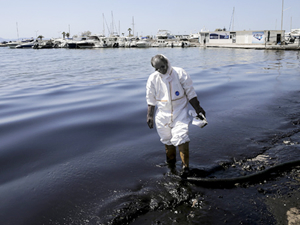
[153,58,168,74]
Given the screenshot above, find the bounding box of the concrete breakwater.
[204,43,300,50]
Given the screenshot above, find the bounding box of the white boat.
[68,35,108,48]
[188,32,200,42]
[117,37,126,47]
[7,38,35,49]
[168,39,191,47]
[92,35,119,48]
[52,38,68,48]
[0,42,8,47]
[66,36,86,48]
[107,36,119,48]
[76,35,99,48]
[151,40,168,47]
[156,30,176,40]
[66,36,93,48]
[16,39,39,48]
[7,41,20,48]
[290,29,300,38]
[93,35,109,48]
[284,29,300,43]
[93,41,108,48]
[32,40,54,49]
[125,37,137,47]
[152,30,179,47]
[136,37,152,48]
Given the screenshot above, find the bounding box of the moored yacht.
[7,41,21,49]
[107,36,119,48]
[168,38,190,47]
[151,39,168,47]
[76,35,99,49]
[7,38,35,48]
[124,37,137,47]
[117,37,126,47]
[16,39,39,48]
[67,36,89,48]
[290,29,300,38]
[0,41,8,47]
[136,37,152,48]
[32,40,54,49]
[52,38,69,48]
[188,32,200,42]
[151,30,177,47]
[156,30,176,40]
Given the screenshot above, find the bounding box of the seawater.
[0,47,300,224]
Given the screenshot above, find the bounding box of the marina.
[0,30,198,49]
[1,28,300,50]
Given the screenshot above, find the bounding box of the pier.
[204,43,300,50]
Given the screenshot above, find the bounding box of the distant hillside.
[0,37,9,42]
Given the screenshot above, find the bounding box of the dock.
[203,43,300,50]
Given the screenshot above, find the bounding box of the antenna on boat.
[16,22,19,40]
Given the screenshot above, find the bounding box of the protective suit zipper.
[169,81,173,125]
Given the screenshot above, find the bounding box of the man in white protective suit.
[146,54,206,172]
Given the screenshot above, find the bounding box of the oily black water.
[0,47,299,224]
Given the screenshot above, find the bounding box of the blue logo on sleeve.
[175,91,180,96]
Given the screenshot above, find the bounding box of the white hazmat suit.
[146,55,198,146]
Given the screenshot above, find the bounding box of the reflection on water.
[0,47,300,224]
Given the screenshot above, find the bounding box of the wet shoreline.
[102,90,300,225]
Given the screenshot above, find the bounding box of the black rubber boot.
[165,144,176,164]
[178,142,190,178]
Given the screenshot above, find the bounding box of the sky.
[1,0,299,39]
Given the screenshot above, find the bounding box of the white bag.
[189,110,208,128]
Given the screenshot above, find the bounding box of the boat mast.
[132,16,135,37]
[111,11,114,36]
[229,7,235,31]
[103,14,111,35]
[102,13,105,36]
[280,0,284,43]
[16,22,19,40]
[232,7,234,31]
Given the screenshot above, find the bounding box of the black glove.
[189,97,206,118]
[147,105,155,129]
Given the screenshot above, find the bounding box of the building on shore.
[199,30,286,47]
